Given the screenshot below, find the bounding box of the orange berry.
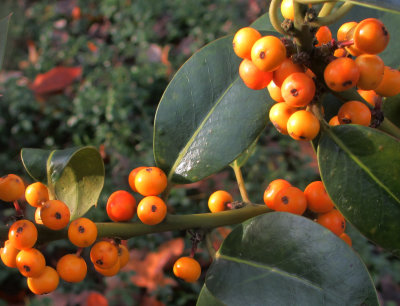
[173,256,201,282]
[337,21,358,41]
[281,0,294,20]
[272,58,304,87]
[25,182,49,208]
[333,48,347,58]
[287,110,320,141]
[0,174,25,202]
[34,207,43,225]
[269,102,297,135]
[324,57,360,92]
[134,167,168,196]
[374,66,400,97]
[1,240,20,268]
[8,219,38,250]
[208,190,233,213]
[267,80,284,102]
[16,248,46,277]
[239,59,273,90]
[317,209,346,236]
[251,36,286,72]
[95,258,120,277]
[106,190,136,222]
[40,200,70,230]
[263,179,291,210]
[315,26,332,47]
[339,22,363,56]
[355,54,384,90]
[86,292,109,306]
[57,254,87,283]
[273,186,307,215]
[118,244,130,269]
[27,266,59,295]
[233,27,262,60]
[338,101,371,126]
[137,196,167,225]
[357,90,380,107]
[128,166,146,193]
[68,217,98,248]
[304,181,334,213]
[353,18,389,54]
[340,233,352,246]
[328,115,340,126]
[90,241,119,269]
[281,72,316,107]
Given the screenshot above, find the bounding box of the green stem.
[311,2,354,26]
[379,119,400,140]
[7,204,271,244]
[232,161,250,203]
[269,0,286,35]
[295,0,337,3]
[293,1,314,53]
[318,2,336,17]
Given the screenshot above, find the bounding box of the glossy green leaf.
[229,137,258,168]
[0,14,11,71]
[197,284,226,306]
[318,125,400,256]
[21,146,105,219]
[153,33,273,184]
[340,0,400,14]
[383,96,400,127]
[199,213,378,306]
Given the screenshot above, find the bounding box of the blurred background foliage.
[0,0,398,305]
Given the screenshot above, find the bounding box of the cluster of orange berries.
[233,12,399,141]
[263,178,351,246]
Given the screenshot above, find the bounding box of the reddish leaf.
[30,66,82,95]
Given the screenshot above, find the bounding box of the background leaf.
[199,213,378,306]
[153,34,273,184]
[197,284,225,306]
[318,125,400,256]
[339,0,400,14]
[382,96,400,127]
[0,14,10,71]
[21,146,105,219]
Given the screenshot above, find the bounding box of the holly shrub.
[1,0,400,305]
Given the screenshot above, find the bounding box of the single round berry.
[324,57,360,92]
[8,219,38,250]
[68,217,98,248]
[338,101,371,126]
[239,59,273,90]
[134,167,168,196]
[287,110,320,141]
[269,102,297,135]
[40,200,71,230]
[35,207,43,225]
[281,0,294,20]
[137,196,167,225]
[374,66,400,97]
[16,248,46,277]
[281,72,316,107]
[267,80,284,102]
[1,240,20,268]
[317,209,346,236]
[304,181,334,214]
[357,90,380,107]
[273,186,307,215]
[353,18,389,54]
[251,36,286,72]
[329,116,340,126]
[56,254,87,283]
[263,179,292,210]
[315,26,332,47]
[208,190,233,213]
[25,182,49,208]
[173,256,201,282]
[340,233,352,246]
[0,174,25,202]
[337,21,358,41]
[272,58,304,88]
[27,266,59,295]
[232,27,262,60]
[128,166,147,193]
[90,241,119,269]
[94,258,120,277]
[355,54,384,90]
[118,244,130,269]
[106,190,136,222]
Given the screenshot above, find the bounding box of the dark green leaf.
[383,96,400,127]
[200,213,378,306]
[318,125,400,256]
[197,284,226,306]
[339,0,400,14]
[153,35,273,184]
[229,137,258,168]
[21,146,105,219]
[249,12,274,32]
[0,14,11,71]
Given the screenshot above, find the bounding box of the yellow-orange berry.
[25,182,49,208]
[134,167,168,196]
[340,233,352,246]
[287,110,320,141]
[304,181,334,214]
[106,190,136,222]
[118,244,130,269]
[128,166,146,193]
[173,256,201,282]
[357,89,380,107]
[317,209,346,236]
[233,27,262,60]
[1,240,20,268]
[315,26,332,47]
[281,0,294,20]
[40,200,70,230]
[137,196,167,225]
[374,66,400,97]
[272,58,304,88]
[337,21,358,41]
[329,116,340,126]
[0,174,25,202]
[338,101,371,126]
[95,258,120,277]
[269,102,297,135]
[8,219,38,250]
[281,72,316,107]
[324,57,360,92]
[239,59,273,90]
[208,190,233,213]
[251,36,286,72]
[27,266,59,295]
[16,248,46,277]
[56,254,87,283]
[353,18,389,54]
[90,241,119,269]
[273,186,307,215]
[355,54,384,90]
[263,179,291,210]
[267,80,284,102]
[68,217,98,248]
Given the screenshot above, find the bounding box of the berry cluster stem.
[232,161,250,203]
[269,0,287,35]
